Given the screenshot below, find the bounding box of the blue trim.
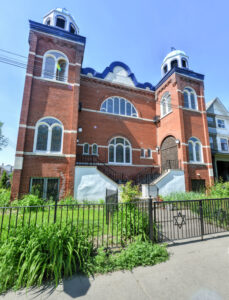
[155,67,204,90]
[81,61,155,91]
[29,20,86,44]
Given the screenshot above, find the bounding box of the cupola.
[43,8,79,35]
[161,49,189,77]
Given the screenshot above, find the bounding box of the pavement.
[1,233,229,300]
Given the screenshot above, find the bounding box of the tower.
[156,49,214,191]
[11,8,86,199]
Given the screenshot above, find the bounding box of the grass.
[0,203,149,247]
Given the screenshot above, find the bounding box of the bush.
[0,224,93,293]
[58,195,78,205]
[0,188,10,207]
[163,191,205,201]
[11,194,45,208]
[121,181,140,203]
[0,171,9,189]
[89,240,168,274]
[207,181,229,198]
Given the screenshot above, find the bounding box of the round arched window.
[108,137,132,164]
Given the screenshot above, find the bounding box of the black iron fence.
[1,198,229,247]
[152,198,229,242]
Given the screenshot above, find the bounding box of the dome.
[161,49,189,77]
[43,8,79,35]
[163,50,187,63]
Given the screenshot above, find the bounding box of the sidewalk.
[1,234,229,300]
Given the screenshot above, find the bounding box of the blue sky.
[0,0,229,165]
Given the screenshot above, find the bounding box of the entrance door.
[161,136,178,172]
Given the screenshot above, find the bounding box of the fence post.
[199,200,204,240]
[54,197,58,224]
[148,196,153,242]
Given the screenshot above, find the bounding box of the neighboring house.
[206,98,229,181]
[0,164,13,176]
[11,8,214,201]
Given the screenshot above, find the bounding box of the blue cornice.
[29,20,86,45]
[155,67,204,90]
[81,61,155,91]
[81,62,204,92]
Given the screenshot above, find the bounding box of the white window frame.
[188,137,203,163]
[160,92,172,117]
[108,137,132,165]
[183,87,198,110]
[92,144,98,156]
[42,50,69,83]
[33,117,64,154]
[100,96,138,118]
[140,148,145,158]
[83,143,90,155]
[220,138,228,152]
[217,119,226,129]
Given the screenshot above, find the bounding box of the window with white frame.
[35,118,63,153]
[217,119,225,128]
[147,149,152,158]
[207,116,215,127]
[188,137,202,163]
[100,97,138,117]
[92,144,98,155]
[83,143,89,155]
[108,137,131,164]
[42,51,68,82]
[183,87,197,110]
[220,138,228,151]
[30,178,59,200]
[69,23,76,34]
[140,148,145,158]
[160,92,172,117]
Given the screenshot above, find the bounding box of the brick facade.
[11,12,214,200]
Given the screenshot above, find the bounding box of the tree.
[0,171,9,189]
[0,122,8,150]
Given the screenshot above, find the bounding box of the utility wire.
[0,49,199,111]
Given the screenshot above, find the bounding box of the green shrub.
[208,181,229,198]
[58,195,78,205]
[0,188,10,207]
[88,240,168,274]
[163,191,205,201]
[0,224,93,293]
[121,181,140,203]
[0,171,9,189]
[11,194,45,208]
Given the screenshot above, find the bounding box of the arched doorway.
[161,136,178,172]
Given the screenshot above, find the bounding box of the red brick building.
[11,8,214,201]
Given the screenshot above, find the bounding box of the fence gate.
[149,198,229,243]
[105,189,118,225]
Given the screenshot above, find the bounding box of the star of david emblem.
[173,212,186,229]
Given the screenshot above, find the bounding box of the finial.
[171,47,176,51]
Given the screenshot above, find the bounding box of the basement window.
[30,178,59,201]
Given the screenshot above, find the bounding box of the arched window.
[35,118,63,153]
[108,137,132,164]
[42,51,69,82]
[188,137,202,163]
[83,143,89,155]
[69,23,76,34]
[171,59,178,69]
[183,87,198,110]
[100,97,138,118]
[160,92,172,117]
[163,64,168,74]
[46,18,51,26]
[182,58,187,68]
[56,16,66,29]
[92,144,98,155]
